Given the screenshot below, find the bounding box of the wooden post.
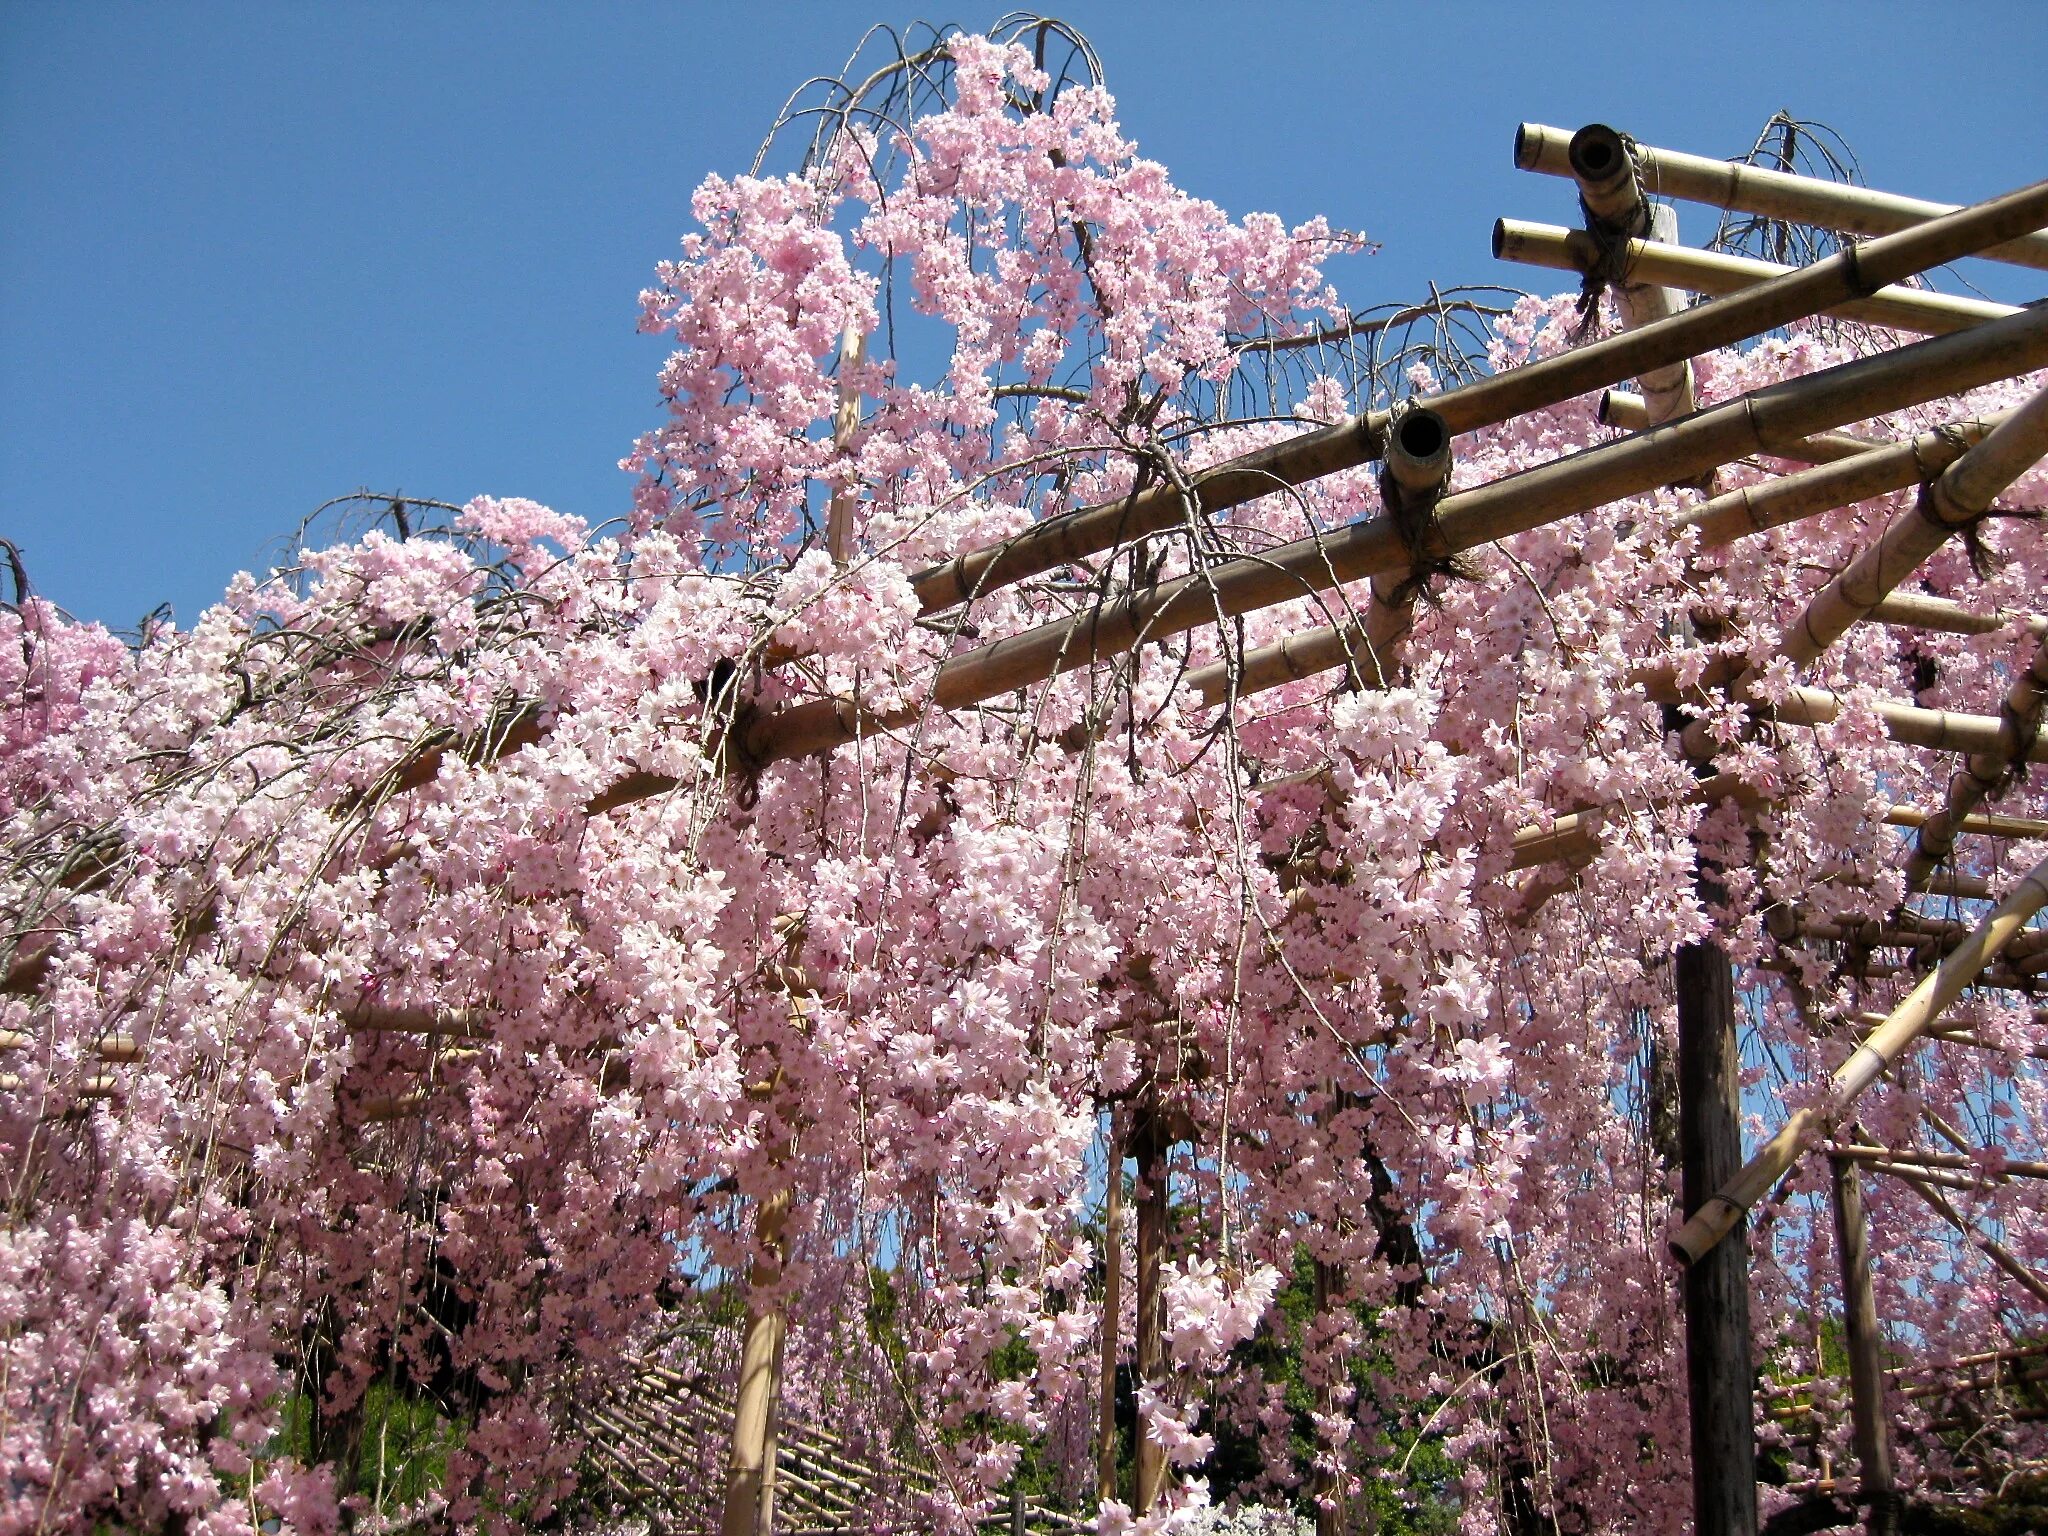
[721,1184,793,1536]
[1828,1156,1899,1536]
[1097,1109,1126,1507]
[1676,920,1758,1536]
[1132,1107,1169,1515]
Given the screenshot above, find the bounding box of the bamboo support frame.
[1496,220,2018,337]
[1866,592,2047,639]
[1670,853,2048,1266]
[1514,122,2048,272]
[1827,1144,2048,1182]
[1903,627,2048,888]
[745,302,2048,776]
[1683,382,2048,758]
[1675,415,2000,547]
[1884,805,2048,842]
[906,173,2048,615]
[1205,408,2003,711]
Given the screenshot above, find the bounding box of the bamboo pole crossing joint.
[1514,121,2048,272]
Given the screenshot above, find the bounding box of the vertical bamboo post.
[722,1184,793,1536]
[1567,124,1698,427]
[1676,911,1759,1536]
[1097,1109,1126,1507]
[1828,1156,1899,1536]
[1132,1106,1169,1515]
[825,324,866,565]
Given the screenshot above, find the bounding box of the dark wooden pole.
[1132,1107,1168,1514]
[1097,1110,1126,1506]
[1677,926,1759,1536]
[1828,1155,1900,1536]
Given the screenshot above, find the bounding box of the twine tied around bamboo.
[1571,132,1653,338]
[1376,403,1469,609]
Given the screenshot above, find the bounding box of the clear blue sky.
[4,1,2043,631]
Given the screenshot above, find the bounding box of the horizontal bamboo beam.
[1496,220,2018,336]
[1601,389,1879,464]
[1884,805,2048,842]
[737,304,2048,776]
[1826,1143,2048,1181]
[908,172,2048,614]
[1514,121,2048,272]
[1854,1013,2048,1062]
[1675,415,1999,546]
[0,1029,140,1062]
[1203,410,2005,710]
[1867,592,2047,638]
[1671,853,2048,1266]
[1759,685,2048,765]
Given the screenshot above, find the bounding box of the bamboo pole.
[743,302,2048,774]
[1514,122,2048,272]
[722,1183,794,1536]
[1671,853,2048,1266]
[1602,387,1882,464]
[1560,124,1697,426]
[1752,686,2048,764]
[1884,805,2048,842]
[1866,592,2046,639]
[908,173,2048,614]
[1360,408,1454,681]
[1852,1013,2048,1063]
[1827,1144,2048,1182]
[826,324,867,565]
[1675,416,2000,547]
[1828,1156,1900,1536]
[1496,220,2017,337]
[1201,409,2001,711]
[1903,629,2048,888]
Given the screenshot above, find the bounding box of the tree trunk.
[721,1185,792,1536]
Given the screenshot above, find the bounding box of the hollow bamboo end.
[1670,1197,1745,1266]
[1490,218,1509,261]
[1386,408,1452,490]
[1568,124,1630,190]
[1513,122,1540,171]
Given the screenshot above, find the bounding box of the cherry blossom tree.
[3,18,2045,1536]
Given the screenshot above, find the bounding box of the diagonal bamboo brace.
[1670,854,2048,1267]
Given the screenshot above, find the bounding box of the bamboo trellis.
[9,118,2048,1535]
